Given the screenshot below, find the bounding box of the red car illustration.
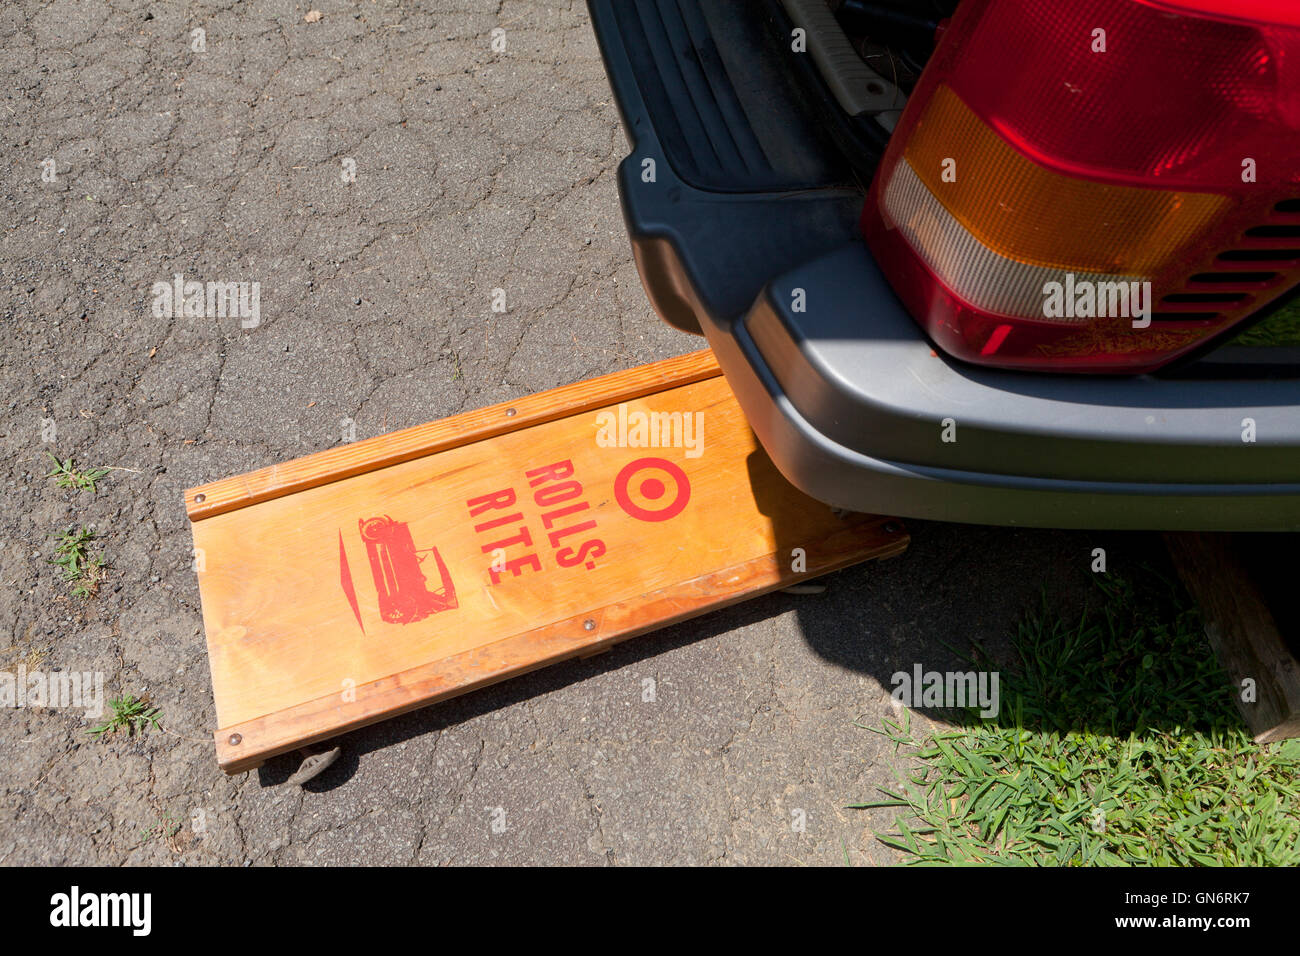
[358,516,457,624]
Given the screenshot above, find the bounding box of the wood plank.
[216,519,905,773]
[1165,532,1300,743]
[188,357,909,773]
[185,348,722,521]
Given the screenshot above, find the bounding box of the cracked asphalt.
[0,0,1147,865]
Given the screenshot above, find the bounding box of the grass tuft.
[49,526,107,598]
[89,694,161,737]
[44,452,111,494]
[853,571,1300,866]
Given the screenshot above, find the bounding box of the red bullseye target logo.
[614,457,691,522]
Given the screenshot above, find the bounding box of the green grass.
[44,452,110,494]
[89,695,161,737]
[853,571,1300,866]
[138,810,183,849]
[1227,296,1300,348]
[49,526,107,598]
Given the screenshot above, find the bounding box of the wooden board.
[1166,532,1300,743]
[187,350,909,773]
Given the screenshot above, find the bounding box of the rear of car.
[587,0,1300,529]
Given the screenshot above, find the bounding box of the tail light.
[861,0,1300,373]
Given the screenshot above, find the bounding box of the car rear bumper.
[589,0,1300,530]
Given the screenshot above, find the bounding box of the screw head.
[194,493,206,503]
[883,521,902,534]
[583,619,595,631]
[505,407,517,418]
[228,733,242,746]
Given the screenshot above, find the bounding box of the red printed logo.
[614,458,691,522]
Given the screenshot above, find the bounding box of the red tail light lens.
[862,0,1300,372]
